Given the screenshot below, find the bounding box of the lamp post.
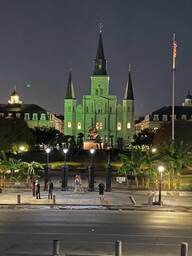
[157,165,165,205]
[44,147,51,191]
[88,148,95,191]
[62,148,69,191]
[105,146,112,192]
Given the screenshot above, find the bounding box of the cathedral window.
[110,107,112,113]
[67,122,72,128]
[127,122,131,129]
[100,88,103,95]
[25,113,30,120]
[117,122,121,131]
[96,89,98,95]
[99,122,103,129]
[33,113,38,120]
[77,122,81,130]
[96,122,99,129]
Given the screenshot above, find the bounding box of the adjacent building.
[0,89,63,133]
[135,91,192,133]
[64,31,135,147]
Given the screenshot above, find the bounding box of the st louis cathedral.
[64,31,134,147]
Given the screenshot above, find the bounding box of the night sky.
[0,0,191,118]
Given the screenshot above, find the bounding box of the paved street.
[0,209,191,256]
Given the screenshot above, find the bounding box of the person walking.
[98,182,105,201]
[32,181,35,197]
[48,180,53,199]
[36,181,41,199]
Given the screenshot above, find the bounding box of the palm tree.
[20,161,43,185]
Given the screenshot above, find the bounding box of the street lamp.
[44,147,51,191]
[105,146,112,192]
[151,147,157,154]
[88,148,95,191]
[62,148,69,191]
[157,165,165,205]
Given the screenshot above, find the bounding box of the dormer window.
[181,114,187,120]
[153,115,159,121]
[162,115,168,121]
[25,113,30,120]
[40,113,46,120]
[33,113,38,120]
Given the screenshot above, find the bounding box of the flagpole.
[172,33,176,142]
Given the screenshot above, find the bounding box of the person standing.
[48,180,54,199]
[32,181,35,197]
[36,181,41,199]
[98,182,105,201]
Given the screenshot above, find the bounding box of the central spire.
[93,28,107,76]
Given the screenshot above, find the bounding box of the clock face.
[98,64,102,69]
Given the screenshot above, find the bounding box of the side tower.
[64,71,76,136]
[122,65,134,144]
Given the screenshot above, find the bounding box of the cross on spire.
[99,23,103,33]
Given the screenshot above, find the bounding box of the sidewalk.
[0,189,191,212]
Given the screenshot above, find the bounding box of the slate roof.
[0,103,48,113]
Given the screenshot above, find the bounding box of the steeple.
[65,70,76,99]
[93,29,107,76]
[124,65,134,100]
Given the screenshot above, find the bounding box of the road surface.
[0,209,191,255]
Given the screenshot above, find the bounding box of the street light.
[151,147,157,154]
[105,146,112,192]
[157,165,165,205]
[62,148,69,191]
[88,148,95,191]
[44,147,51,191]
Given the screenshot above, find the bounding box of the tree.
[157,141,192,189]
[33,127,64,147]
[0,118,34,160]
[133,129,154,146]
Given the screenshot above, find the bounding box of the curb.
[0,203,191,212]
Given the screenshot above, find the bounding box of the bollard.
[52,240,60,256]
[181,242,188,256]
[17,194,21,204]
[53,195,56,205]
[115,240,122,256]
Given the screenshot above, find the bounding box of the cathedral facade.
[64,31,134,147]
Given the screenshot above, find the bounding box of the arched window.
[117,122,121,131]
[96,89,98,95]
[127,122,131,129]
[67,122,72,128]
[77,122,81,130]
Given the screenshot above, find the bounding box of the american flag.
[172,34,177,70]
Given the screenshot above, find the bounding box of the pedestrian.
[98,182,105,201]
[32,181,35,197]
[36,181,41,199]
[48,180,53,199]
[78,175,83,192]
[74,175,80,192]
